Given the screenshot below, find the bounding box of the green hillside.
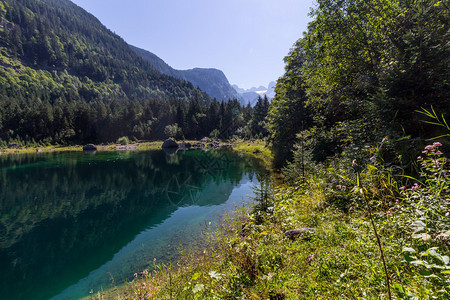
[0,0,210,143]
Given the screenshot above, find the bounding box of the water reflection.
[0,149,265,300]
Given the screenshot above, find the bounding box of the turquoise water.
[0,148,267,299]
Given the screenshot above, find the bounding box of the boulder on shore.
[83,144,97,151]
[162,139,179,149]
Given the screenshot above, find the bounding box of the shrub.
[116,136,129,145]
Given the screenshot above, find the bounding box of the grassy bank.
[232,140,272,165]
[0,140,269,156]
[0,141,164,155]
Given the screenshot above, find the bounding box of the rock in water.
[162,139,179,148]
[83,144,97,151]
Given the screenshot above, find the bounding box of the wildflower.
[425,144,434,151]
[411,183,419,191]
[370,155,376,162]
[417,156,423,160]
[422,150,428,154]
[433,142,442,148]
[387,210,391,214]
[399,186,406,190]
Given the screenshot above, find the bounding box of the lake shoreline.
[0,140,272,164]
[0,141,164,155]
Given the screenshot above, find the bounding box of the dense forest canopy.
[268,0,449,168]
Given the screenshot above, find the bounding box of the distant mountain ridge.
[232,82,276,105]
[131,45,240,101]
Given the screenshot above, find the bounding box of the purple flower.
[399,186,406,190]
[433,142,442,148]
[411,183,419,191]
[417,156,423,160]
[425,144,434,151]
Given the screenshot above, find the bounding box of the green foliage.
[116,136,129,145]
[249,95,270,138]
[208,129,219,140]
[164,123,182,140]
[0,92,252,144]
[268,0,449,168]
[267,40,312,168]
[396,142,449,297]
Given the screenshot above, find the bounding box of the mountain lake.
[0,148,268,299]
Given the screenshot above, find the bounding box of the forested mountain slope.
[131,45,240,101]
[0,0,210,143]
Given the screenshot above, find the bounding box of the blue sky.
[70,0,313,89]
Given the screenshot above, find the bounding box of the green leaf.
[427,248,448,265]
[208,270,223,280]
[412,233,431,241]
[410,260,427,267]
[392,283,406,293]
[337,174,352,183]
[402,247,416,254]
[191,272,201,280]
[419,269,433,276]
[404,254,417,262]
[192,284,204,293]
[437,230,450,240]
[410,220,426,233]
